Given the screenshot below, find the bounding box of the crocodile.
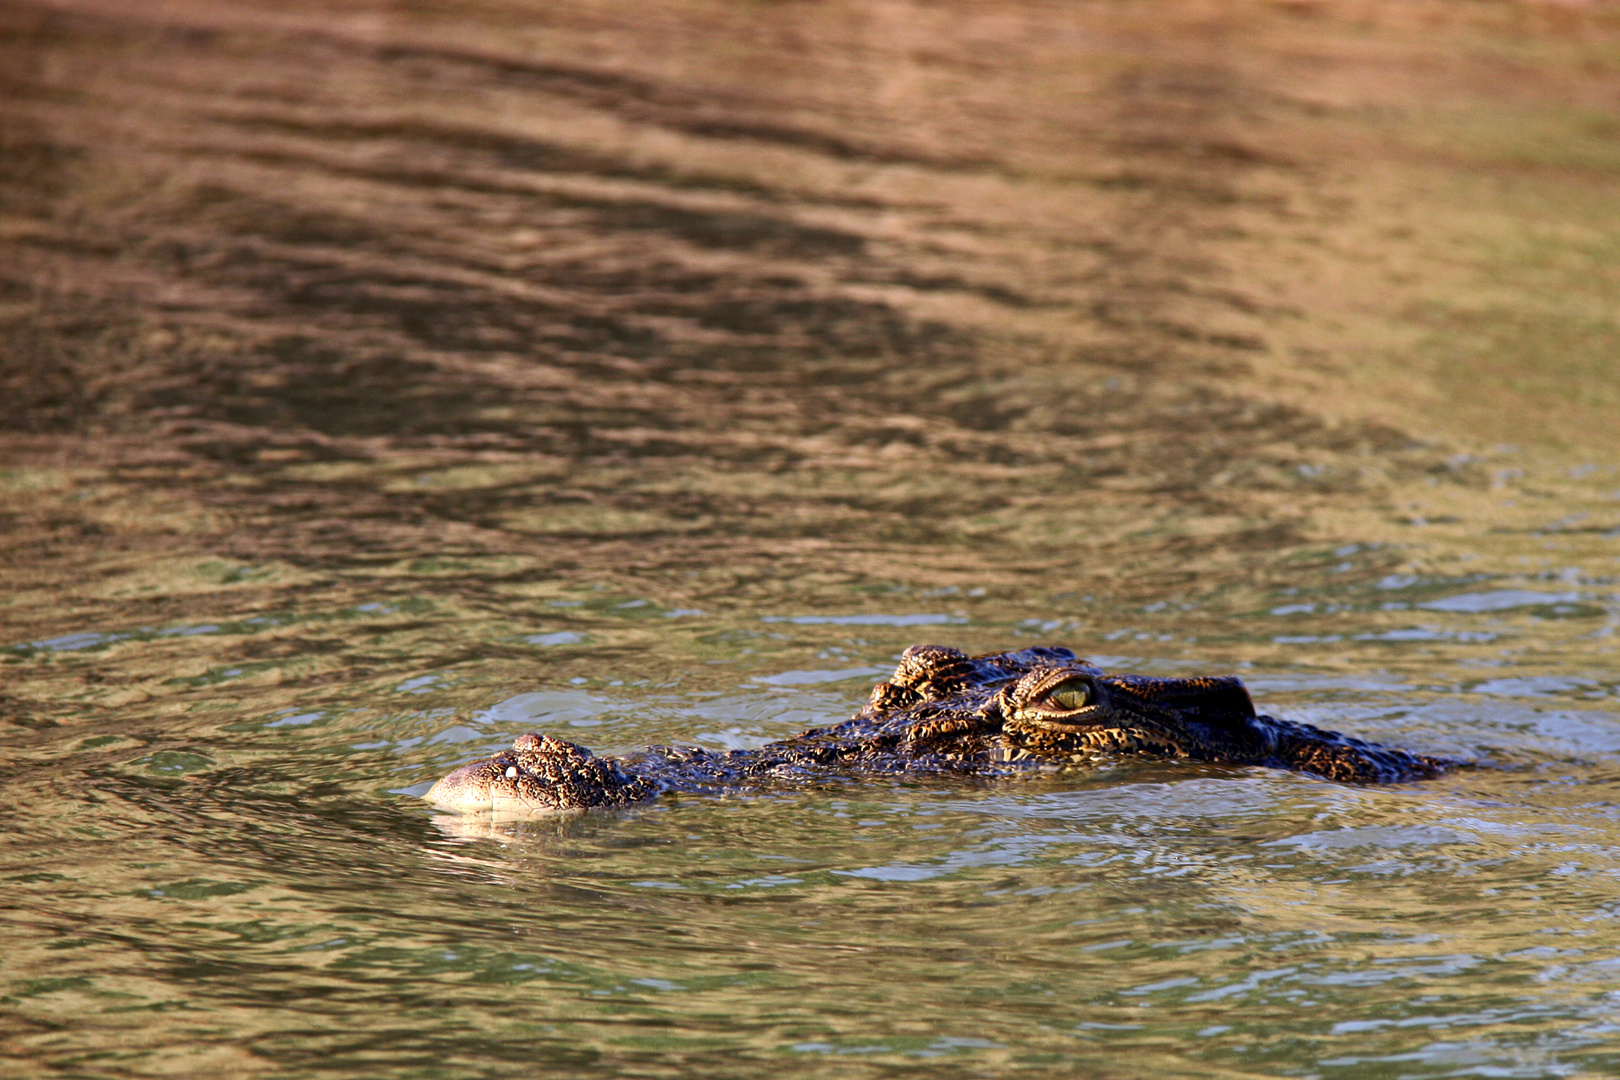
[426,645,1451,814]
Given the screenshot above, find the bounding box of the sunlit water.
[5,1,1620,1077]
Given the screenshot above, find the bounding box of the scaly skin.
[426,645,1452,814]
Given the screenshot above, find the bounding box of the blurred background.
[3,2,1620,1077]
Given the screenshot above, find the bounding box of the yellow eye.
[1046,684,1090,711]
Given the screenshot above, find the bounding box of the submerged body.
[427,645,1451,814]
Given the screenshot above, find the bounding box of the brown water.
[4,1,1620,1076]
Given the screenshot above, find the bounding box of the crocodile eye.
[1043,682,1091,711]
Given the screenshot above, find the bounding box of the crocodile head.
[423,644,1449,817]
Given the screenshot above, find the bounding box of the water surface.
[4,1,1620,1076]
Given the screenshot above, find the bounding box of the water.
[4,1,1620,1076]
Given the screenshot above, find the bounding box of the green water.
[4,1,1620,1076]
[6,566,1620,1077]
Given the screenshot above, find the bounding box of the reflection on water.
[4,0,1620,1076]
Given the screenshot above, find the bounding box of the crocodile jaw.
[425,734,658,815]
